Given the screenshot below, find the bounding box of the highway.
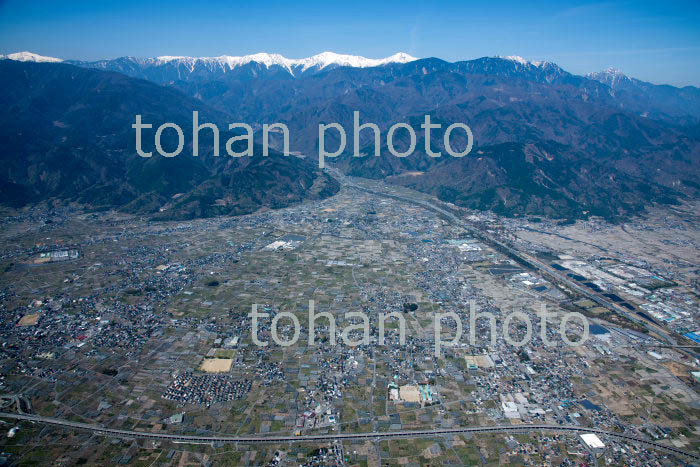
[1,178,697,462]
[1,412,697,461]
[342,179,683,347]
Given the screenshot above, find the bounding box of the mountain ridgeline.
[0,59,338,220]
[1,52,699,221]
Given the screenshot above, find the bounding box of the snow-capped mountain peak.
[500,55,549,67]
[295,51,416,71]
[587,67,632,88]
[0,51,63,63]
[2,50,416,75]
[153,51,417,73]
[155,53,293,69]
[599,67,627,77]
[503,55,530,65]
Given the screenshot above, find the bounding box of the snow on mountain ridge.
[604,66,625,76]
[0,51,63,63]
[587,67,632,88]
[500,55,550,67]
[295,51,417,70]
[153,51,417,72]
[1,50,417,74]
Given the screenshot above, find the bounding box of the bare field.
[199,358,233,373]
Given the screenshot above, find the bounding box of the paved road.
[343,180,682,347]
[5,178,693,461]
[1,412,697,460]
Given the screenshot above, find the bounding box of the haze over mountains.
[1,51,699,220]
[0,59,338,220]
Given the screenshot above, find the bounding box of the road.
[340,178,682,347]
[1,412,697,461]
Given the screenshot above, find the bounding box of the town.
[246,299,591,354]
[0,173,698,465]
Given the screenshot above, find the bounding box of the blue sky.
[1,0,699,86]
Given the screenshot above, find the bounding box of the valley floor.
[0,181,698,466]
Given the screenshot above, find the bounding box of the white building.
[580,433,606,455]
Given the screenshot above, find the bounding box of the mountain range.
[0,59,338,220]
[1,51,699,220]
